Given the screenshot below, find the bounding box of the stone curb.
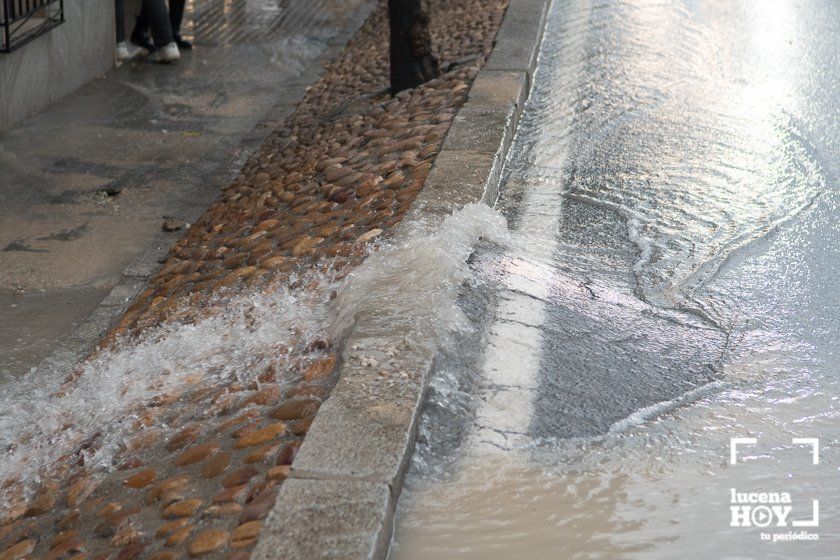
[252,0,551,558]
[23,2,376,388]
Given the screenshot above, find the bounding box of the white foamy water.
[331,202,511,345]
[0,202,512,504]
[0,281,332,492]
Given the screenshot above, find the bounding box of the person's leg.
[168,0,192,49]
[145,0,180,62]
[115,0,126,43]
[169,0,185,34]
[134,3,149,34]
[115,0,130,61]
[130,3,156,51]
[144,0,173,47]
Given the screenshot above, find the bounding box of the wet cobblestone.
[0,0,508,558]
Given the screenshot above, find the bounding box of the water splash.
[0,280,334,494]
[331,202,511,344]
[0,202,510,503]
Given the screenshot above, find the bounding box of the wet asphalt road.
[393,0,839,558]
[467,0,837,444]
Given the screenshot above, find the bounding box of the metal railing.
[1,0,64,53]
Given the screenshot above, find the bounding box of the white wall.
[0,0,115,131]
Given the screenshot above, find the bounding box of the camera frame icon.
[729,437,820,529]
[729,437,819,465]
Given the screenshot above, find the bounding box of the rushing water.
[0,201,508,501]
[391,0,839,558]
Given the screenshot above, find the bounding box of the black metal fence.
[1,0,64,53]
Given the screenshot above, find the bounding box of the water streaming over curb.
[331,203,511,347]
[0,202,511,510]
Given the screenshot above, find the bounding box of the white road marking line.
[468,185,568,453]
[465,0,587,455]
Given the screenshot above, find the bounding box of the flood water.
[390,0,840,558]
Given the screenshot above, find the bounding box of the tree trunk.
[388,0,439,96]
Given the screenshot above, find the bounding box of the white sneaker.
[150,42,180,63]
[116,41,130,62]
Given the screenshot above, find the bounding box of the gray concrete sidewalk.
[0,0,371,379]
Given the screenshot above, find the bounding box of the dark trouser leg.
[134,3,149,37]
[115,0,126,42]
[130,4,156,51]
[144,0,174,46]
[169,0,186,35]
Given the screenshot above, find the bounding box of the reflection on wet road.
[392,0,839,558]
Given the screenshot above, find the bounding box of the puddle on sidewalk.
[0,287,109,380]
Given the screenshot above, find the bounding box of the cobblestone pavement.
[114,0,505,338]
[0,0,508,558]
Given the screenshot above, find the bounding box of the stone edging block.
[252,478,393,560]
